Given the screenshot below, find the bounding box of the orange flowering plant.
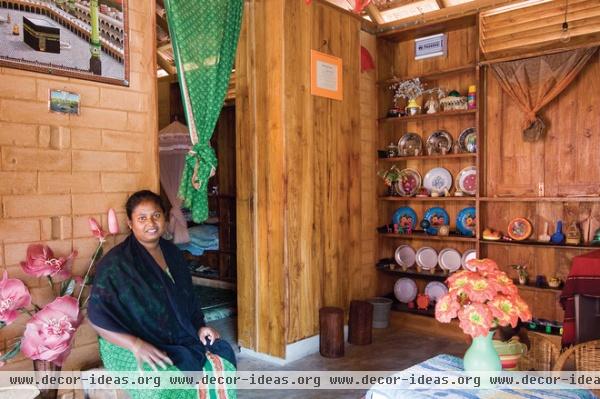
[435,258,532,338]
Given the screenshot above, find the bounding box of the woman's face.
[128,200,165,247]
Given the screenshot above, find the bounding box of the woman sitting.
[88,190,236,398]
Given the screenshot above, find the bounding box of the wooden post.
[348,300,373,345]
[319,307,344,358]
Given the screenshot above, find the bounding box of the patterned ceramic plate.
[458,127,477,153]
[426,130,453,155]
[423,207,450,230]
[424,281,448,303]
[423,167,453,194]
[391,207,418,230]
[398,133,423,157]
[415,247,438,271]
[394,278,418,303]
[397,168,422,197]
[507,217,533,241]
[394,245,416,268]
[456,166,477,196]
[438,248,462,272]
[461,249,477,270]
[456,206,477,237]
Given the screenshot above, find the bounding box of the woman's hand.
[132,337,174,371]
[198,326,220,346]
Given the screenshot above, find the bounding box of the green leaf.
[60,278,76,296]
[0,340,21,362]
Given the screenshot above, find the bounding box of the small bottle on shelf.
[467,85,477,110]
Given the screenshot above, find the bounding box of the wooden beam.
[156,7,169,33]
[377,0,521,37]
[365,2,385,25]
[156,51,176,75]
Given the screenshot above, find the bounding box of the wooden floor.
[210,315,469,399]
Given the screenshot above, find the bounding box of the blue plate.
[423,207,449,230]
[391,207,418,230]
[456,207,476,237]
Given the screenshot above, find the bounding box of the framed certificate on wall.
[310,50,343,101]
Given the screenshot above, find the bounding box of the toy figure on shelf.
[538,221,551,242]
[565,222,581,245]
[425,95,439,114]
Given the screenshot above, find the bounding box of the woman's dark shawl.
[88,235,218,371]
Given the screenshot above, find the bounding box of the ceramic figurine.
[548,277,561,288]
[416,294,430,310]
[438,225,450,236]
[538,221,551,242]
[425,96,438,114]
[565,222,581,245]
[550,220,565,244]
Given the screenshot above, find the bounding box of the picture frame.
[0,0,129,86]
[49,89,80,115]
[310,49,343,101]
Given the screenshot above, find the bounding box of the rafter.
[366,3,385,25]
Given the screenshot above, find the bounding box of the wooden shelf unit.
[379,232,476,242]
[374,12,600,326]
[378,153,476,162]
[379,196,476,202]
[375,15,480,310]
[379,109,476,123]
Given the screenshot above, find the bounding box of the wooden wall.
[236,0,376,357]
[481,49,600,321]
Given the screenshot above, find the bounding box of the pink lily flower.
[20,245,77,280]
[107,208,120,235]
[21,296,81,367]
[0,271,32,325]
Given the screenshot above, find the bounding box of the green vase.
[463,331,502,372]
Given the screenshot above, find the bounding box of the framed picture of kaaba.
[0,0,129,86]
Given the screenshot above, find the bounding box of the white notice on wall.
[315,60,338,91]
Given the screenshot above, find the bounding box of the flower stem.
[76,241,103,305]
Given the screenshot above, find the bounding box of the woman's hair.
[125,190,166,219]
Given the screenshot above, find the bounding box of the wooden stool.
[319,307,344,358]
[348,300,373,345]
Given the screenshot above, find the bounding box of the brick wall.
[0,1,158,371]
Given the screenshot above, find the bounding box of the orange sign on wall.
[310,50,343,101]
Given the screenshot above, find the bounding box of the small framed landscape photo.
[49,89,80,115]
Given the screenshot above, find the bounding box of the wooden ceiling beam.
[365,2,385,25]
[377,0,521,36]
[157,51,176,75]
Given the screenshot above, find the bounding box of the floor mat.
[192,285,236,322]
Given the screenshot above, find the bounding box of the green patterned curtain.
[164,0,243,222]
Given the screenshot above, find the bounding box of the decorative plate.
[394,245,416,269]
[458,127,477,153]
[398,133,423,157]
[456,206,477,237]
[456,166,477,196]
[423,207,450,230]
[424,281,448,303]
[507,217,533,241]
[415,247,438,271]
[423,167,453,194]
[397,168,422,197]
[394,278,418,303]
[426,130,453,155]
[438,248,462,272]
[461,249,477,270]
[391,207,418,230]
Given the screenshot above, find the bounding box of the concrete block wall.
[0,1,158,371]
